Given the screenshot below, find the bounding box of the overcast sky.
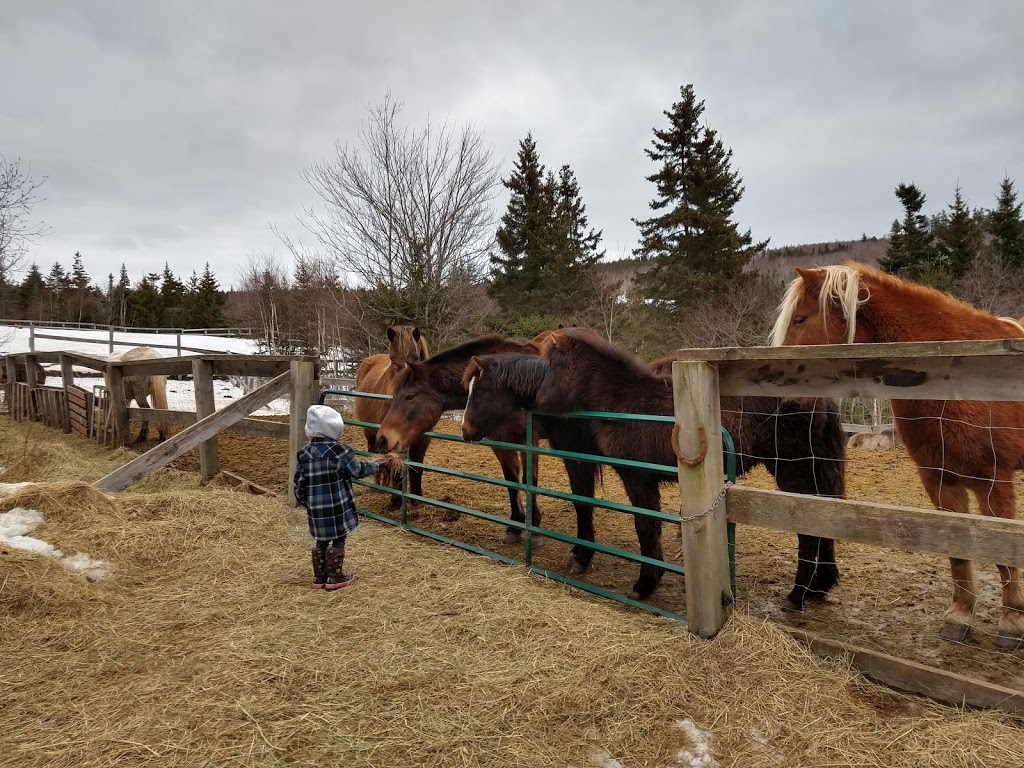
[2,1,1022,289]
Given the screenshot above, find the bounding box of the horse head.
[771,264,870,347]
[460,354,548,442]
[387,325,429,368]
[375,359,443,452]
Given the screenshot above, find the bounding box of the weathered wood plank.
[114,357,198,377]
[59,353,75,433]
[193,359,219,481]
[219,470,277,496]
[680,338,1024,362]
[785,627,1024,713]
[714,354,1024,401]
[674,360,732,639]
[95,372,291,492]
[727,485,1024,567]
[288,361,317,506]
[126,408,290,440]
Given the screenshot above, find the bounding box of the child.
[293,404,394,590]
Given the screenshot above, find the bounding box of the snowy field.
[0,324,290,416]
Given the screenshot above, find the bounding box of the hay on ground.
[1,418,1023,767]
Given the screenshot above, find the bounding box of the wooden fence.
[2,350,317,504]
[672,338,1024,710]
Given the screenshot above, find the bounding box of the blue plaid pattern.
[294,438,382,541]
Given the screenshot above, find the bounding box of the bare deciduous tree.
[235,253,292,353]
[1,154,48,296]
[299,95,500,345]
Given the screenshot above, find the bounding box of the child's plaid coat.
[294,438,382,541]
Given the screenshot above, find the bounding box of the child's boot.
[311,544,328,589]
[325,539,355,589]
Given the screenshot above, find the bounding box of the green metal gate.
[320,388,737,623]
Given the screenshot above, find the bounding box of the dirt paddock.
[162,417,1024,693]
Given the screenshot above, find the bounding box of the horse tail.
[150,374,169,440]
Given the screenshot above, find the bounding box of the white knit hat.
[305,404,344,439]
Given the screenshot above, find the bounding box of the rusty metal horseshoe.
[671,424,708,467]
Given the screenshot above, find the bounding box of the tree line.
[4,87,1024,360]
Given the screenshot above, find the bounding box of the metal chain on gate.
[678,481,733,523]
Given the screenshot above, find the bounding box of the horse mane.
[461,354,548,399]
[554,327,651,378]
[771,261,1024,346]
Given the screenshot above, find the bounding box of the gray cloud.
[1,0,1021,287]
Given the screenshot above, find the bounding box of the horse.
[0,360,47,385]
[771,262,1024,648]
[354,325,431,505]
[461,328,846,606]
[107,347,169,442]
[374,334,564,545]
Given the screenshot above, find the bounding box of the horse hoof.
[939,623,971,643]
[503,531,522,545]
[994,633,1024,651]
[568,558,589,575]
[530,535,545,548]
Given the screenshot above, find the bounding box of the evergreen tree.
[988,175,1024,268]
[17,262,46,320]
[633,84,767,309]
[159,262,186,326]
[128,273,162,327]
[489,133,550,313]
[933,184,981,278]
[534,164,603,314]
[192,263,226,327]
[44,261,71,320]
[879,183,937,280]
[69,251,94,322]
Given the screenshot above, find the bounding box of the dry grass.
[2,419,1024,767]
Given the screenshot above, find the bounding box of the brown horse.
[374,334,557,544]
[107,347,168,442]
[0,360,47,385]
[771,261,1024,648]
[354,325,431,504]
[461,329,846,605]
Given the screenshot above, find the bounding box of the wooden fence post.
[673,359,732,639]
[106,364,129,446]
[108,326,114,354]
[4,357,15,420]
[59,353,74,433]
[23,353,39,421]
[192,358,219,481]
[288,360,317,506]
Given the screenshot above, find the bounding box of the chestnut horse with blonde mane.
[107,346,168,442]
[355,325,431,505]
[771,262,1024,648]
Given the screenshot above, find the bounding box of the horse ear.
[404,359,422,382]
[469,356,484,377]
[795,267,826,293]
[557,323,565,329]
[386,326,396,342]
[412,326,421,341]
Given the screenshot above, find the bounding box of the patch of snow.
[672,719,719,768]
[0,506,109,579]
[62,552,112,580]
[0,507,44,536]
[0,481,34,496]
[749,729,785,763]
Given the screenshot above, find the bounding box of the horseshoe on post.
[671,424,708,467]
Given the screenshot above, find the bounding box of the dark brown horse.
[772,262,1024,647]
[0,360,47,385]
[374,334,565,544]
[461,328,846,606]
[354,325,431,504]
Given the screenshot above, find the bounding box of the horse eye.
[405,393,416,402]
[794,315,807,326]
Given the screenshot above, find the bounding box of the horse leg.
[408,436,431,500]
[619,470,664,600]
[136,394,150,443]
[563,459,597,574]
[493,448,525,544]
[919,474,975,641]
[973,477,1024,648]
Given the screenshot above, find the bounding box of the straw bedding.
[3,419,1024,767]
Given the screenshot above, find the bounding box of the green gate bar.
[320,388,738,623]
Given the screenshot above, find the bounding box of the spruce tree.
[633,84,767,309]
[44,262,70,321]
[489,133,550,313]
[159,262,186,326]
[879,183,938,281]
[17,262,46,320]
[988,176,1024,268]
[129,273,162,327]
[70,251,93,322]
[933,184,981,278]
[193,263,226,327]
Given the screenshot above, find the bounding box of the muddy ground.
[152,416,1024,691]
